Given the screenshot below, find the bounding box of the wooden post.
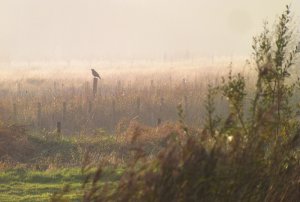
[13,103,17,122]
[157,118,162,126]
[93,78,98,98]
[62,102,67,121]
[37,102,42,128]
[57,121,61,134]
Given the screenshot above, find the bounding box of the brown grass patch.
[0,126,34,164]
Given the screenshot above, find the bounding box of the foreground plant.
[52,6,300,202]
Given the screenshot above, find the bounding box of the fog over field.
[1,1,300,201]
[0,0,299,62]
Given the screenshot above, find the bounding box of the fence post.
[93,78,98,99]
[157,118,162,126]
[57,121,61,134]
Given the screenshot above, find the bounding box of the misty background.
[0,0,299,62]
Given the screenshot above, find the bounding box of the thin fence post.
[57,121,61,134]
[157,118,162,126]
[93,78,98,99]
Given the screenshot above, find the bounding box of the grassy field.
[0,167,123,201]
[0,122,173,201]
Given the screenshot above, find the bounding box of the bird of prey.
[91,69,101,79]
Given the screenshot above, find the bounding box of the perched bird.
[91,69,101,79]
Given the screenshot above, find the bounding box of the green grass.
[0,167,123,202]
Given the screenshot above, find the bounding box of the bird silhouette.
[91,69,101,79]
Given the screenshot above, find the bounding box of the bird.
[91,69,101,79]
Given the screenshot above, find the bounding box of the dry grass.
[0,60,252,135]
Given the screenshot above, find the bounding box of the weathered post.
[157,118,162,126]
[93,78,98,99]
[57,121,61,134]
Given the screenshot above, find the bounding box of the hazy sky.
[0,0,299,60]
